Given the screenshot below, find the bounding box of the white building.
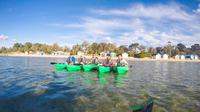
[77,51,84,56]
[122,52,128,58]
[155,53,161,59]
[25,51,29,55]
[175,55,180,60]
[135,47,141,54]
[194,55,199,60]
[163,54,169,60]
[37,51,45,55]
[180,55,185,60]
[64,52,70,56]
[52,51,65,56]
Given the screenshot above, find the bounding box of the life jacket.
[117,59,122,66]
[92,58,99,64]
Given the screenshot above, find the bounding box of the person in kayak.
[89,54,100,65]
[72,56,76,63]
[103,56,114,67]
[78,56,87,65]
[116,54,128,66]
[66,55,76,65]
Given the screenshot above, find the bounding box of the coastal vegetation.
[0,42,200,58]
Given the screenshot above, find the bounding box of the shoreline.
[1,54,200,63]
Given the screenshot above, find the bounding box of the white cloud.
[196,4,200,14]
[0,34,8,40]
[51,3,200,47]
[91,3,196,21]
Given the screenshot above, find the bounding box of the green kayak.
[113,66,129,74]
[130,97,153,112]
[82,64,98,72]
[66,65,81,71]
[55,64,66,70]
[98,66,111,73]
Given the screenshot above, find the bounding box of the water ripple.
[0,57,200,112]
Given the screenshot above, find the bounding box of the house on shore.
[194,55,199,60]
[25,51,29,55]
[51,51,69,56]
[24,51,33,55]
[162,54,169,59]
[175,55,185,60]
[37,51,45,55]
[155,53,161,59]
[180,55,185,60]
[135,47,141,54]
[77,51,84,56]
[122,52,129,58]
[184,55,199,60]
[185,55,194,60]
[175,55,180,60]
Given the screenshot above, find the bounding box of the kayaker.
[116,54,128,66]
[72,56,76,64]
[90,55,100,65]
[103,56,114,67]
[78,56,87,65]
[66,55,74,65]
[66,55,76,65]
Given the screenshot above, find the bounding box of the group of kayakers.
[65,54,128,67]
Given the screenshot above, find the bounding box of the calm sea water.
[0,57,200,112]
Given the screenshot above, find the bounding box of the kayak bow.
[113,66,129,74]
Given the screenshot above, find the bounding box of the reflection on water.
[98,73,110,87]
[115,73,128,88]
[0,57,200,112]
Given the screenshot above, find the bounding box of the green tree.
[81,41,90,54]
[63,46,70,52]
[24,42,32,51]
[106,43,116,52]
[71,44,82,55]
[0,47,8,53]
[135,51,151,58]
[177,43,186,52]
[114,47,124,55]
[13,43,23,51]
[52,43,61,51]
[31,43,42,52]
[88,43,99,54]
[128,50,135,57]
[148,47,156,55]
[129,43,139,50]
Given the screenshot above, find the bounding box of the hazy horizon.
[0,0,200,47]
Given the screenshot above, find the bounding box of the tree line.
[0,42,200,58]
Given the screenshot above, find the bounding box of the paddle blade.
[50,62,57,65]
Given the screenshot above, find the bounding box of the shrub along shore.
[0,41,200,60]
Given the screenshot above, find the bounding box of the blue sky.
[0,0,200,47]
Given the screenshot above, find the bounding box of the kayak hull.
[98,66,111,73]
[66,65,81,71]
[131,97,153,112]
[113,66,129,74]
[55,64,66,70]
[82,65,98,71]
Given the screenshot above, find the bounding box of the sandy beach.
[1,53,200,63]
